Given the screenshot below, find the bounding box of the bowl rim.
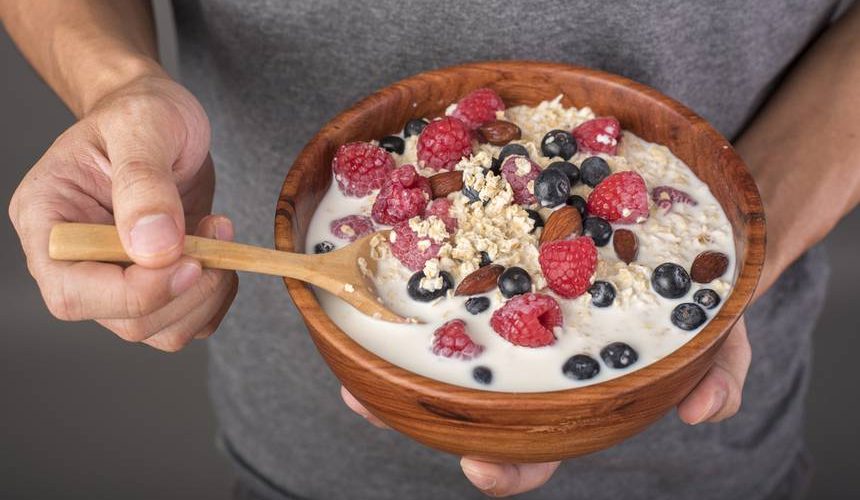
[274,60,765,403]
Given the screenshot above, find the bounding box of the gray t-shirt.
[171,1,845,498]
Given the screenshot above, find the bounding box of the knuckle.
[124,290,160,318]
[43,275,79,321]
[113,319,154,343]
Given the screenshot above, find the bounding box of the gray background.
[2,2,859,499]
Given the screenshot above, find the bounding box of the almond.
[690,251,729,283]
[477,120,522,146]
[428,171,464,198]
[455,264,504,296]
[612,229,638,264]
[539,206,582,244]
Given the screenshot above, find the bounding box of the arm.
[4,0,237,351]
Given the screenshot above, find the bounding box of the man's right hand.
[8,73,238,352]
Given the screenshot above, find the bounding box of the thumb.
[109,151,185,268]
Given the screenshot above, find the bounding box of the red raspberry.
[371,165,432,225]
[451,88,506,130]
[572,117,622,155]
[425,198,458,233]
[389,219,443,271]
[431,319,484,359]
[329,215,374,242]
[417,117,473,171]
[500,155,540,205]
[586,171,649,224]
[490,293,563,348]
[332,142,396,197]
[650,185,698,213]
[539,238,598,298]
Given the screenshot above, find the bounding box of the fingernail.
[170,262,201,296]
[697,389,727,424]
[130,214,181,257]
[462,464,497,491]
[214,219,233,241]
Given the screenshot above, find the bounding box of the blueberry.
[498,267,532,298]
[525,209,544,233]
[314,241,335,254]
[693,289,721,310]
[651,263,692,299]
[540,130,577,160]
[582,216,613,246]
[562,354,601,380]
[403,118,428,137]
[671,303,708,330]
[473,366,493,385]
[600,342,639,369]
[588,281,616,307]
[488,157,502,176]
[580,156,611,187]
[462,185,481,202]
[566,194,587,216]
[498,143,529,163]
[547,161,580,185]
[534,168,571,208]
[465,296,491,315]
[379,135,405,154]
[479,251,493,267]
[407,271,454,302]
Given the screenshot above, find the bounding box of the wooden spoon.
[48,223,411,323]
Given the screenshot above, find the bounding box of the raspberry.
[490,293,563,348]
[451,88,506,130]
[425,198,458,233]
[389,219,443,271]
[572,117,622,155]
[539,238,598,298]
[500,155,540,205]
[586,171,649,224]
[431,319,484,359]
[371,165,432,225]
[332,142,395,197]
[329,215,375,242]
[651,185,698,213]
[417,117,473,171]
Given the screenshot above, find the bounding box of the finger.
[460,458,560,497]
[677,319,751,424]
[193,273,238,340]
[340,386,390,429]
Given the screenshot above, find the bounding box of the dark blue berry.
[671,303,708,330]
[488,157,502,176]
[562,354,601,380]
[600,342,639,369]
[541,130,577,160]
[379,135,405,154]
[498,267,532,298]
[534,168,571,208]
[465,296,491,315]
[693,289,721,310]
[588,281,616,307]
[547,161,580,185]
[580,156,611,187]
[473,366,493,385]
[314,241,335,254]
[582,216,613,246]
[407,271,453,302]
[462,185,481,202]
[525,209,544,233]
[403,118,428,137]
[651,263,691,299]
[498,143,529,163]
[479,251,493,267]
[566,194,587,216]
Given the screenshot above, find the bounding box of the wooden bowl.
[275,61,765,463]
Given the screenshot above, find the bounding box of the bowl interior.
[275,60,765,402]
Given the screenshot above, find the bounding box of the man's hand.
[340,320,750,496]
[8,74,237,351]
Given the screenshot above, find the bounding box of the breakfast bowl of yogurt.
[274,61,764,463]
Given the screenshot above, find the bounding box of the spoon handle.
[48,222,318,278]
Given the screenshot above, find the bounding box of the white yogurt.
[304,97,735,393]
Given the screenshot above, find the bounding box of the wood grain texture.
[274,61,765,463]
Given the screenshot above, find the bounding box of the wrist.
[75,51,167,118]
